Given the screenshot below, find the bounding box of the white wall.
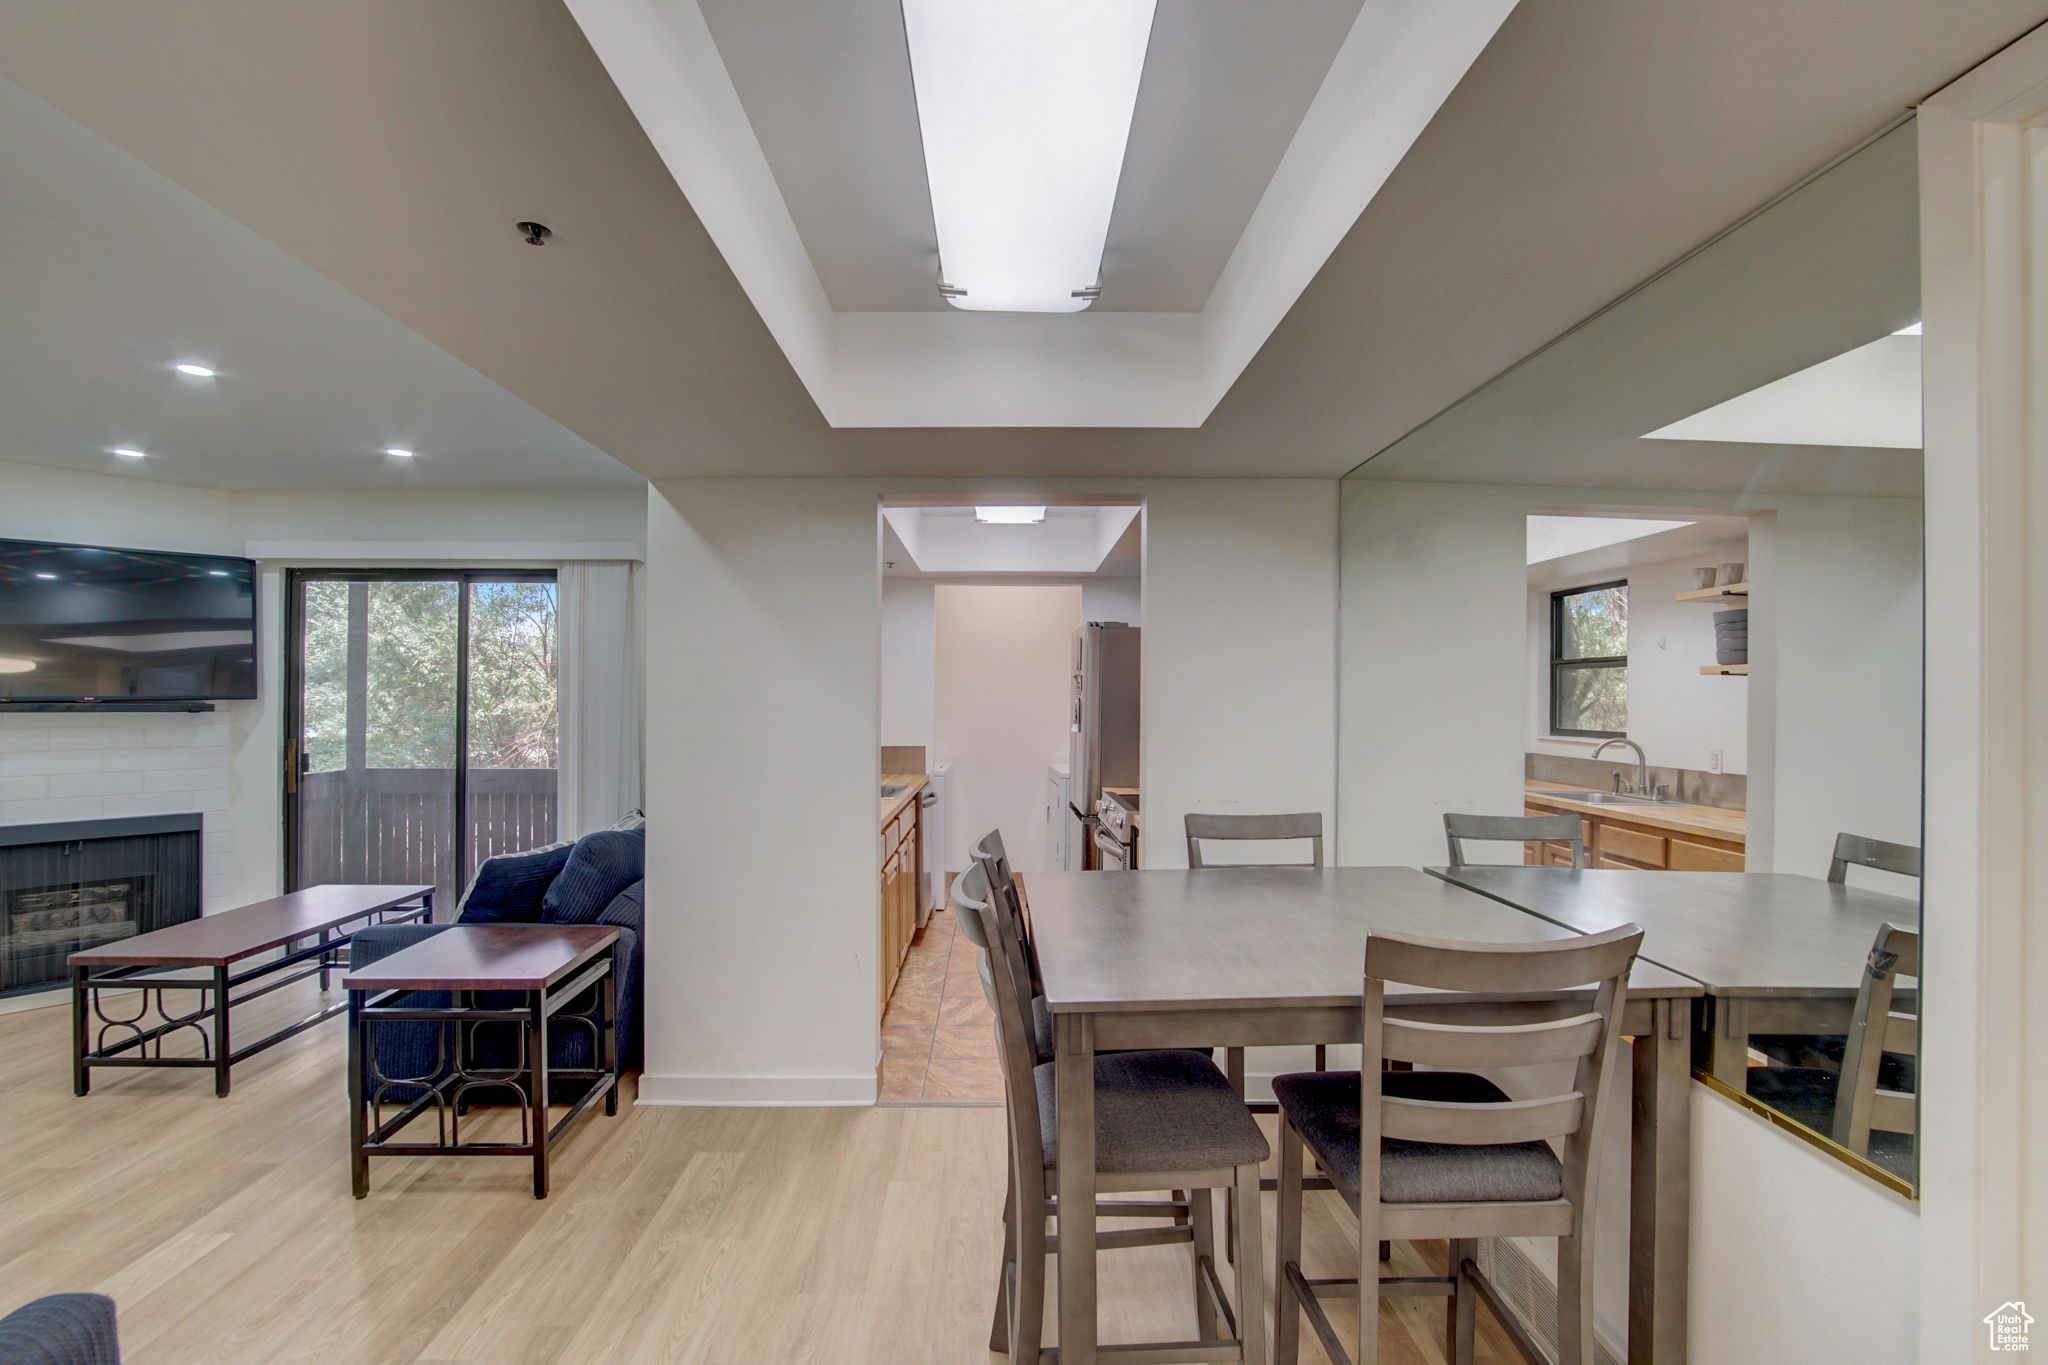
[880,573,1139,762]
[1746,495,1923,886]
[1689,1087,1919,1362]
[0,459,647,920]
[1082,576,1143,625]
[1527,539,1750,775]
[878,579,935,754]
[642,479,883,1105]
[640,477,1337,1104]
[932,585,1081,873]
[1339,479,1529,865]
[1140,481,1338,870]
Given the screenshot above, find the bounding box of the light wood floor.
[0,978,1524,1364]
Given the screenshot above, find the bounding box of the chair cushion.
[541,830,647,925]
[455,841,572,923]
[610,808,646,831]
[1034,1049,1269,1174]
[1272,1070,1565,1204]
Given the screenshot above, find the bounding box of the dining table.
[1024,865,1703,1365]
[1425,866,1920,1086]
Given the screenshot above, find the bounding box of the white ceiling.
[1528,514,1752,588]
[1527,516,1696,566]
[1353,122,1926,496]
[0,2,2042,485]
[567,0,1516,426]
[699,0,1365,315]
[0,77,640,492]
[1643,334,1922,449]
[882,506,1142,580]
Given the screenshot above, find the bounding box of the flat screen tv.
[0,537,258,702]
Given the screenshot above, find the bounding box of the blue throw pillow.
[542,829,647,925]
[456,841,573,923]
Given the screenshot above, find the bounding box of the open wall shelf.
[1675,582,1750,602]
[1699,664,1749,676]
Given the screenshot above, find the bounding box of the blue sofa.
[0,1293,120,1364]
[348,828,645,1097]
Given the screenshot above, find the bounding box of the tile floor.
[881,903,1004,1103]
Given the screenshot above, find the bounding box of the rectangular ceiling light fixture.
[902,0,1157,313]
[974,505,1047,524]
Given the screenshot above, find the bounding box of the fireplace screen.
[10,880,143,947]
[0,821,199,998]
[4,879,144,993]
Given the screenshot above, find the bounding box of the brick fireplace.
[0,814,201,997]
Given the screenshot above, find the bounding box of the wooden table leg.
[212,965,232,1098]
[1629,997,1691,1365]
[1055,1011,1098,1365]
[348,991,370,1199]
[1708,994,1749,1087]
[529,989,552,1200]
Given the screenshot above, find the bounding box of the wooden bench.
[69,884,434,1097]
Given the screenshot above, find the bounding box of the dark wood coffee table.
[344,923,620,1199]
[69,883,435,1097]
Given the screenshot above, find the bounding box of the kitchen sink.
[880,784,909,799]
[1525,789,1696,808]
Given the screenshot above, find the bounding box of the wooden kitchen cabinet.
[878,787,925,1014]
[1524,794,1744,872]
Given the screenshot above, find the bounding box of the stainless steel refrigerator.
[1065,622,1140,869]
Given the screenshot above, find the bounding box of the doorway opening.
[874,500,1142,1103]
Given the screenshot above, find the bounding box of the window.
[1551,580,1628,737]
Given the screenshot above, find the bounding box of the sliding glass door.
[285,570,558,904]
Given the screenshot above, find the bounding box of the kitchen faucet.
[1593,738,1655,798]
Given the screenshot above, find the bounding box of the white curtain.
[557,561,642,838]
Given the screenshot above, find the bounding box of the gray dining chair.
[1272,922,1643,1365]
[1746,921,1919,1178]
[975,827,1017,888]
[952,852,1211,1351]
[958,864,1271,1365]
[1835,922,1919,1155]
[1827,832,1923,884]
[1187,812,1328,1079]
[1443,812,1584,870]
[1185,812,1325,869]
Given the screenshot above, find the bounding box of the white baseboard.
[0,986,67,1017]
[636,1072,879,1107]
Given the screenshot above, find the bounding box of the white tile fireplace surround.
[0,710,233,915]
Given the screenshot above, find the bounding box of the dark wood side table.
[344,923,620,1199]
[69,883,434,1098]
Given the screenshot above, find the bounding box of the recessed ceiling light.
[110,447,147,459]
[384,447,415,458]
[33,572,58,580]
[903,0,1156,312]
[173,362,216,378]
[975,505,1048,524]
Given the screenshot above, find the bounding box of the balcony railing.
[296,767,557,906]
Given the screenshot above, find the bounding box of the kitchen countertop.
[881,773,928,827]
[1524,779,1746,844]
